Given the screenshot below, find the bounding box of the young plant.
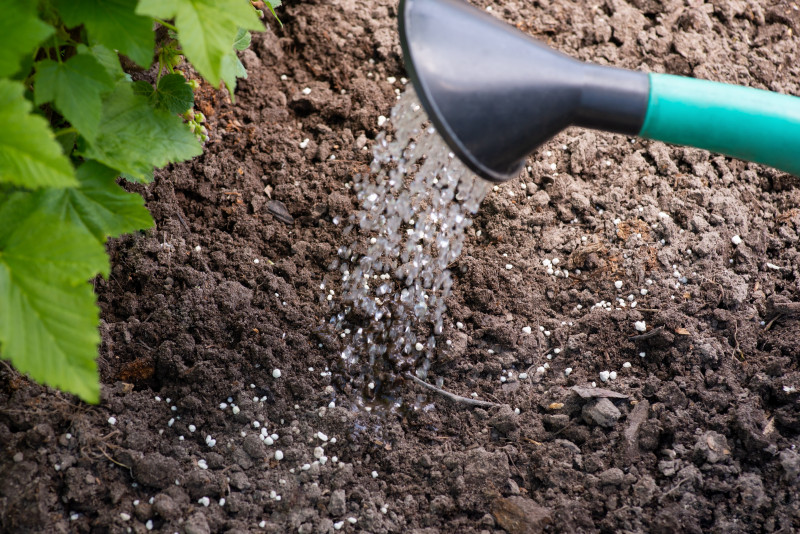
[0,0,281,403]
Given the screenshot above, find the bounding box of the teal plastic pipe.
[640,73,800,176]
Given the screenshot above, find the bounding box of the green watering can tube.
[640,73,800,176]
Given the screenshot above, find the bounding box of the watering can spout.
[398,0,650,182]
[401,0,800,180]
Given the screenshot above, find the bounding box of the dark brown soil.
[2,0,800,532]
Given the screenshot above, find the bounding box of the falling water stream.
[330,89,490,410]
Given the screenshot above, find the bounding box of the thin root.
[98,446,130,470]
[764,314,782,331]
[405,373,504,409]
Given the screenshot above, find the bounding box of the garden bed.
[2,0,800,532]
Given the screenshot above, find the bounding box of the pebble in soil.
[329,89,490,410]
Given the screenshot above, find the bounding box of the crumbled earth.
[2,0,800,532]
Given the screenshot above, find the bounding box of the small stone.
[693,431,730,465]
[779,449,800,484]
[492,496,552,533]
[582,398,621,427]
[599,467,625,486]
[242,434,266,459]
[153,494,180,520]
[329,490,347,515]
[267,200,294,225]
[184,512,211,534]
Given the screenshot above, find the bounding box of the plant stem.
[154,18,178,32]
[156,56,164,84]
[51,35,63,64]
[54,127,77,138]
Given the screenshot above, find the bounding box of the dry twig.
[405,373,504,409]
[628,325,664,341]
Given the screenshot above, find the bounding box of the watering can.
[398,0,800,183]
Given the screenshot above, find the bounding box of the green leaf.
[84,83,202,182]
[0,80,76,188]
[136,0,262,87]
[78,44,127,82]
[220,50,248,95]
[153,73,194,114]
[132,80,154,98]
[56,131,78,157]
[34,54,115,142]
[233,28,251,51]
[221,29,253,96]
[0,191,109,280]
[0,1,54,77]
[44,161,154,242]
[264,0,282,27]
[121,169,153,183]
[55,0,154,68]
[0,192,109,403]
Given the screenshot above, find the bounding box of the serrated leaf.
[132,80,154,98]
[136,0,262,87]
[35,55,115,142]
[121,169,153,183]
[0,192,110,403]
[55,0,154,68]
[78,44,127,82]
[0,261,101,403]
[43,161,154,242]
[83,83,202,182]
[0,192,109,280]
[0,1,54,77]
[221,28,252,96]
[153,73,194,114]
[220,50,248,95]
[0,80,76,188]
[233,28,251,51]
